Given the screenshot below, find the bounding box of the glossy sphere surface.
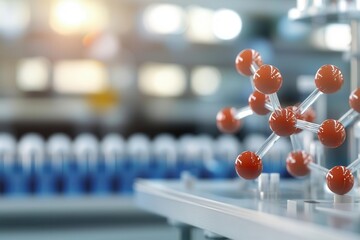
[235,151,262,179]
[349,88,360,113]
[315,65,343,94]
[235,49,263,76]
[286,151,312,177]
[269,108,297,136]
[317,119,346,148]
[248,90,270,115]
[326,166,354,195]
[253,65,282,94]
[216,107,241,133]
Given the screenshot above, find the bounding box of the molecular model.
[216,49,360,196]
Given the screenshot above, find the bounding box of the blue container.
[4,161,29,196]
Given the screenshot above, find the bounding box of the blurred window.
[17,57,50,91]
[191,66,221,96]
[50,0,108,35]
[212,9,242,40]
[312,23,351,51]
[143,4,186,34]
[0,0,30,39]
[186,6,216,43]
[139,63,186,97]
[54,60,108,94]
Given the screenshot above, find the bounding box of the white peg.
[0,133,16,168]
[18,133,45,171]
[153,134,177,166]
[101,133,125,169]
[73,133,99,170]
[47,133,72,169]
[127,133,151,164]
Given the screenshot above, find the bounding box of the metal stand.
[289,0,360,180]
[168,219,193,240]
[180,225,192,240]
[350,20,360,169]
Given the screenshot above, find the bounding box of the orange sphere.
[235,151,262,179]
[216,107,241,133]
[286,151,313,177]
[326,166,354,195]
[235,49,263,76]
[269,108,297,136]
[317,119,346,148]
[253,65,282,94]
[349,88,360,113]
[287,106,302,134]
[248,90,270,115]
[315,65,343,94]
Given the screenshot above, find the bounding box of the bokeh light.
[17,57,50,91]
[0,0,30,39]
[50,0,109,35]
[139,63,187,97]
[191,66,221,96]
[54,60,109,94]
[143,4,186,34]
[212,9,242,40]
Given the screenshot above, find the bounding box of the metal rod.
[250,64,258,75]
[348,155,360,173]
[338,109,359,128]
[350,20,360,90]
[234,106,253,119]
[249,64,259,90]
[290,134,303,151]
[265,103,274,112]
[268,93,281,111]
[256,133,280,158]
[308,162,328,176]
[295,120,320,133]
[298,89,322,115]
[349,19,360,165]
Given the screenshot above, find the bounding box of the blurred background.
[0,0,351,137]
[0,0,356,239]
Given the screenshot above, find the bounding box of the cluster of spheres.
[216,49,360,195]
